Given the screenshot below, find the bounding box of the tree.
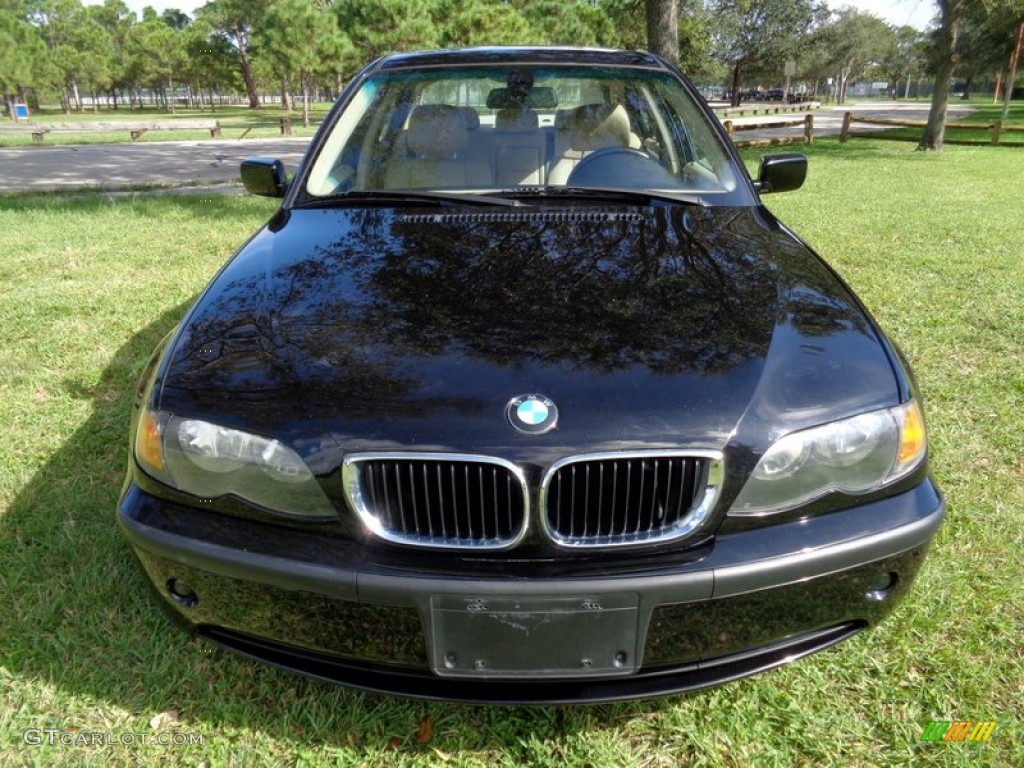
[676,2,719,79]
[56,18,114,112]
[435,0,540,48]
[125,15,187,112]
[1004,20,1024,117]
[710,0,827,106]
[815,9,895,104]
[161,7,190,30]
[180,17,242,109]
[876,25,928,98]
[333,0,439,65]
[956,0,1024,106]
[918,0,1024,148]
[260,0,349,126]
[919,0,964,149]
[85,0,137,110]
[1,9,50,118]
[198,0,270,109]
[28,0,93,111]
[513,0,617,47]
[646,0,678,66]
[602,0,646,50]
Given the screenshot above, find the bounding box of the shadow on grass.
[0,297,668,757]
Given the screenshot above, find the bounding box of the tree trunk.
[645,0,678,67]
[730,63,742,107]
[919,1,960,151]
[302,77,310,128]
[838,65,852,105]
[232,22,260,109]
[283,76,295,111]
[241,55,260,108]
[1002,21,1023,120]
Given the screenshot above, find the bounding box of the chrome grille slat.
[540,451,723,548]
[343,454,528,549]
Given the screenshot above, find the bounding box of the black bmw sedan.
[118,47,944,703]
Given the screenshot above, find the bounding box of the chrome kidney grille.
[343,451,722,550]
[342,454,529,549]
[540,452,724,548]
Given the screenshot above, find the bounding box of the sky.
[825,0,937,30]
[92,0,939,32]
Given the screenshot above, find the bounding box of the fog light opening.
[167,578,198,608]
[866,572,899,602]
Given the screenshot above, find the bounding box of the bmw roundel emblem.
[506,394,558,435]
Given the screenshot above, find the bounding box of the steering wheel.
[566,147,677,188]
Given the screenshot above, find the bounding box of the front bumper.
[118,480,944,703]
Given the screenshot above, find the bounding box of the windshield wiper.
[295,190,526,209]
[502,186,705,207]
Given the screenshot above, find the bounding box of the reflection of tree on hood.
[297,206,782,376]
[165,205,868,425]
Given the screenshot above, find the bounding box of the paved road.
[0,102,973,192]
[0,137,309,192]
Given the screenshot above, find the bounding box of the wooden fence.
[722,114,814,148]
[840,112,1024,145]
[711,101,820,118]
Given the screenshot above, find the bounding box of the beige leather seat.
[547,103,641,185]
[492,107,546,186]
[383,105,493,189]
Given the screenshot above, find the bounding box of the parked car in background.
[118,46,943,703]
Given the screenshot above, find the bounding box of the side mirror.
[755,153,807,194]
[241,157,288,198]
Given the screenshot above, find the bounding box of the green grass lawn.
[1,139,1022,766]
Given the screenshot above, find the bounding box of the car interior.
[305,68,735,197]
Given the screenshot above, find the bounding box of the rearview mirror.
[241,157,288,198]
[755,153,807,194]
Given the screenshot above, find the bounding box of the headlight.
[134,409,335,518]
[730,401,927,517]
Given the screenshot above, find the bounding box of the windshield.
[304,65,743,201]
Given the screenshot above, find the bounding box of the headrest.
[486,86,558,110]
[406,105,468,158]
[495,107,539,132]
[457,106,480,131]
[561,103,634,150]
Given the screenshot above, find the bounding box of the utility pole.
[1003,21,1024,120]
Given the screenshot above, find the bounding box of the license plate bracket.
[429,593,639,678]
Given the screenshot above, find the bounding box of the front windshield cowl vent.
[399,211,645,225]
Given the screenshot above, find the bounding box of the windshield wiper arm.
[296,190,525,209]
[503,186,705,207]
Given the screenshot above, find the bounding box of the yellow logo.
[920,721,997,742]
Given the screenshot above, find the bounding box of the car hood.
[158,205,898,466]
